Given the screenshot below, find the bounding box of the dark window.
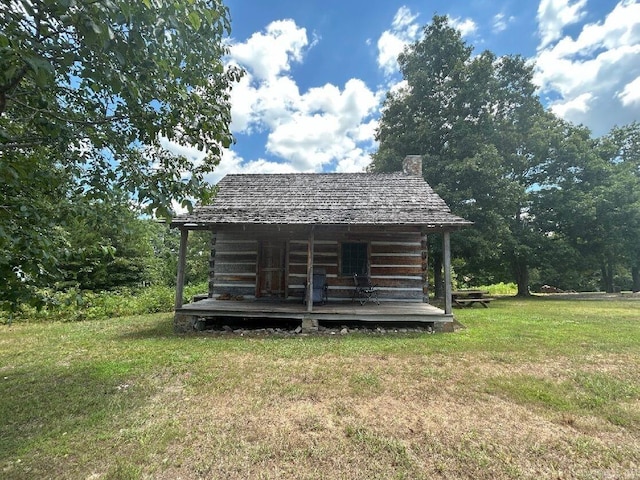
[341,243,368,276]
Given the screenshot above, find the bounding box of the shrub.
[1,282,208,323]
[475,282,518,295]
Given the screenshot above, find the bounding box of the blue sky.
[168,0,640,185]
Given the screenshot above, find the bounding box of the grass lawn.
[1,297,639,479]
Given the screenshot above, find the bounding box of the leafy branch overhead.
[0,0,243,214]
[0,0,241,310]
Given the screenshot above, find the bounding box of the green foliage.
[0,0,241,309]
[0,148,72,310]
[474,282,517,295]
[1,0,241,209]
[1,282,207,323]
[57,194,157,291]
[372,15,640,295]
[145,223,211,287]
[536,122,640,292]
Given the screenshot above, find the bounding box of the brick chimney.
[402,155,422,176]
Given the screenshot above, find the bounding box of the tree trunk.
[601,262,614,293]
[433,253,444,299]
[632,265,640,293]
[513,259,531,297]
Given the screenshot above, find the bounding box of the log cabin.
[171,155,471,332]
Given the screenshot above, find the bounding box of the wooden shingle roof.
[171,172,471,229]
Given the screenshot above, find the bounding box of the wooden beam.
[443,231,452,314]
[306,227,315,312]
[175,228,189,310]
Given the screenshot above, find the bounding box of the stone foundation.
[301,316,318,332]
[174,313,197,333]
[433,321,454,333]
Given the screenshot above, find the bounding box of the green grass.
[1,296,639,479]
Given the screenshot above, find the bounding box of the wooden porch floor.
[176,298,452,324]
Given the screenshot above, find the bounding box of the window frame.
[340,242,369,277]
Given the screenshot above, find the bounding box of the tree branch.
[0,66,29,116]
[10,98,130,126]
[0,140,45,151]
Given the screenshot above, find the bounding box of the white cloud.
[227,20,308,133]
[392,5,420,31]
[224,20,383,176]
[535,1,640,135]
[230,73,301,133]
[203,149,298,186]
[493,13,507,33]
[618,75,640,106]
[551,92,593,117]
[265,78,380,171]
[377,31,409,76]
[375,8,475,78]
[493,13,515,33]
[159,136,206,165]
[537,0,588,49]
[229,19,308,81]
[335,151,374,173]
[376,6,421,77]
[450,17,478,37]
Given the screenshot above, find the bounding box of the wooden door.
[258,241,286,297]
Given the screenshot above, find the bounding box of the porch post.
[306,226,315,312]
[421,233,429,303]
[175,228,189,310]
[208,231,216,298]
[443,230,452,315]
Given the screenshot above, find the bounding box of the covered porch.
[172,225,457,332]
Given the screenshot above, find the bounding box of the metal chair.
[352,274,379,305]
[305,269,328,305]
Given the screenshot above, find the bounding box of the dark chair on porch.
[305,269,328,305]
[352,274,379,305]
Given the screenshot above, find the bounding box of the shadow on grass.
[117,317,177,340]
[0,362,148,466]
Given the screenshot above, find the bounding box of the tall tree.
[536,122,640,293]
[146,222,211,288]
[0,0,241,309]
[606,123,640,292]
[534,122,603,290]
[371,15,552,296]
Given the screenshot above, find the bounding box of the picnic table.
[452,290,493,308]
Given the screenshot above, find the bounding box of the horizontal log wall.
[288,230,424,302]
[209,227,425,303]
[370,238,423,301]
[210,232,258,298]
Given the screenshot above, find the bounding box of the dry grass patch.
[148,357,638,479]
